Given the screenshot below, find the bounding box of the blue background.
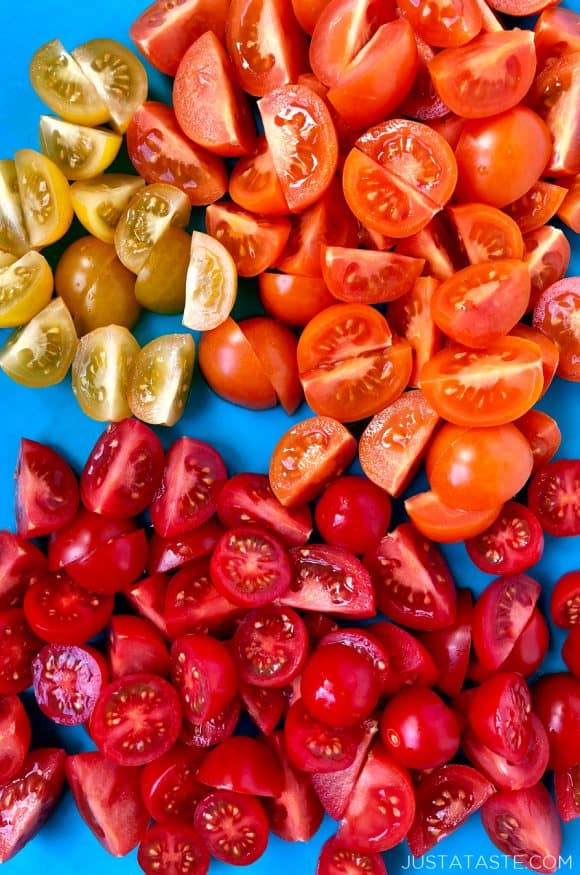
[0,1,579,872]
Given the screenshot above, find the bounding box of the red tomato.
[194,790,269,865]
[0,696,31,784]
[140,744,205,823]
[226,0,309,97]
[455,107,552,207]
[180,698,242,750]
[210,526,291,608]
[448,203,524,263]
[528,459,580,537]
[336,741,415,853]
[466,502,544,576]
[285,698,363,771]
[318,626,392,693]
[417,589,472,700]
[395,214,460,280]
[126,573,168,636]
[365,523,457,631]
[150,438,226,539]
[66,751,149,856]
[229,137,289,216]
[501,608,549,677]
[269,416,357,507]
[81,419,164,519]
[197,736,283,797]
[472,573,540,671]
[240,684,286,735]
[321,246,424,304]
[400,35,449,122]
[317,837,386,875]
[405,492,501,543]
[259,84,338,212]
[259,273,335,327]
[232,604,307,688]
[407,765,494,857]
[532,673,580,771]
[59,526,148,595]
[530,52,580,176]
[32,643,107,726]
[301,642,380,727]
[505,181,568,234]
[468,672,533,763]
[282,544,375,618]
[138,823,210,875]
[292,0,332,35]
[429,30,536,119]
[127,103,227,206]
[0,748,66,863]
[170,633,237,722]
[426,422,534,510]
[487,0,560,13]
[15,439,78,538]
[397,0,481,46]
[463,714,549,792]
[173,32,256,157]
[314,476,391,555]
[0,531,47,609]
[481,784,561,874]
[559,176,580,233]
[164,559,240,639]
[562,627,580,677]
[23,573,113,646]
[388,278,443,386]
[381,687,460,769]
[107,615,169,678]
[554,765,580,823]
[524,226,571,308]
[510,324,559,397]
[91,673,182,766]
[533,277,580,381]
[205,202,291,278]
[129,0,230,76]
[551,571,580,628]
[239,317,303,415]
[535,7,580,68]
[428,113,467,150]
[147,519,225,575]
[48,510,135,571]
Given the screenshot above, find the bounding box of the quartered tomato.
[448,203,524,264]
[14,149,73,249]
[395,213,459,280]
[180,698,242,750]
[205,202,291,278]
[115,183,191,275]
[397,0,482,46]
[0,609,42,694]
[107,615,169,679]
[468,671,533,764]
[515,409,561,472]
[15,439,78,539]
[138,823,210,875]
[0,251,53,329]
[23,572,114,644]
[229,137,289,216]
[70,174,145,244]
[533,277,580,381]
[534,6,580,67]
[127,334,195,427]
[140,744,205,823]
[217,473,312,547]
[510,323,559,396]
[194,790,269,866]
[551,571,580,629]
[317,838,386,875]
[136,227,190,315]
[0,695,31,784]
[182,231,237,332]
[501,609,549,677]
[466,502,544,576]
[321,246,424,304]
[405,492,501,543]
[420,338,544,428]
[463,714,549,792]
[0,532,47,610]
[39,116,121,181]
[505,181,568,235]
[148,520,225,575]
[72,326,139,423]
[524,226,571,308]
[528,460,580,537]
[282,544,375,618]
[232,605,307,688]
[164,558,240,639]
[472,574,540,670]
[418,589,472,697]
[0,161,28,257]
[554,765,580,824]
[530,52,580,176]
[388,277,442,385]
[125,573,168,636]
[29,39,109,126]
[197,736,283,797]
[532,673,580,771]
[210,526,292,608]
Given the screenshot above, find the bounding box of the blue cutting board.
[0,1,579,871]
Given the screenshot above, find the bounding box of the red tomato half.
[0,532,47,610]
[194,790,269,866]
[534,7,580,68]
[138,823,210,875]
[466,502,544,576]
[321,246,424,304]
[232,605,308,688]
[463,714,549,792]
[259,273,335,327]
[197,736,284,797]
[397,0,482,47]
[0,696,31,784]
[317,837,386,875]
[205,202,291,278]
[15,439,78,539]
[229,137,288,216]
[239,317,303,415]
[528,459,580,537]
[551,571,580,629]
[282,544,376,618]
[530,52,580,175]
[140,744,206,823]
[405,492,501,543]
[32,643,107,726]
[533,277,580,381]
[388,277,443,386]
[24,573,114,646]
[515,409,561,472]
[170,634,237,723]
[210,526,292,608]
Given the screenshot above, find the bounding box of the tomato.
[426,422,534,511]
[14,149,73,248]
[23,572,114,645]
[407,765,494,857]
[259,84,339,212]
[197,736,283,798]
[395,213,459,280]
[455,108,552,207]
[134,228,190,316]
[501,609,549,677]
[405,492,501,543]
[81,419,164,519]
[55,527,147,596]
[314,476,391,555]
[90,673,182,767]
[284,698,363,773]
[481,784,561,874]
[29,39,109,126]
[0,696,31,784]
[400,35,449,122]
[67,751,149,857]
[0,251,53,328]
[0,160,28,258]
[259,273,334,327]
[229,141,287,218]
[282,544,375,618]
[318,627,392,694]
[562,628,580,677]
[532,673,580,771]
[39,116,121,181]
[317,837,386,875]
[344,120,457,238]
[398,0,481,46]
[336,741,415,853]
[301,642,380,728]
[107,615,169,679]
[48,511,133,571]
[72,326,139,423]
[115,183,191,275]
[226,0,309,97]
[530,53,580,176]
[181,235,236,335]
[524,226,571,308]
[429,30,536,119]
[14,439,78,539]
[533,277,580,381]
[364,523,457,631]
[448,203,524,263]
[528,459,580,537]
[505,181,568,235]
[240,684,285,735]
[217,473,313,547]
[130,0,230,76]
[472,574,540,670]
[466,501,544,577]
[269,416,357,507]
[205,202,291,279]
[463,714,549,792]
[265,731,324,842]
[510,325,559,399]
[487,0,559,13]
[126,573,168,636]
[138,823,210,875]
[417,589,472,698]
[381,688,460,770]
[148,519,225,575]
[321,246,424,304]
[180,698,242,750]
[231,605,308,688]
[140,744,205,824]
[128,333,196,427]
[70,174,144,248]
[239,317,303,415]
[32,643,107,726]
[551,571,580,628]
[210,526,291,608]
[170,633,237,725]
[388,279,441,386]
[194,790,269,865]
[164,559,240,640]
[0,748,66,863]
[468,672,533,763]
[554,765,580,824]
[535,7,580,68]
[559,176,580,233]
[292,0,332,34]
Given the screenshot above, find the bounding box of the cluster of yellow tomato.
[0,38,238,425]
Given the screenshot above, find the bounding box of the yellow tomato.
[29,39,110,126]
[0,160,29,257]
[0,297,78,387]
[0,251,54,327]
[183,231,238,331]
[0,253,17,268]
[70,174,145,243]
[115,183,191,274]
[39,116,122,181]
[14,150,73,249]
[135,227,191,314]
[127,333,195,426]
[72,324,140,421]
[72,38,148,133]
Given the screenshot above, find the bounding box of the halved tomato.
[205,202,291,278]
[472,574,540,670]
[400,35,450,121]
[530,52,580,176]
[448,203,524,263]
[559,176,580,233]
[395,214,459,280]
[533,277,580,381]
[238,317,303,415]
[405,492,501,543]
[527,459,580,538]
[388,277,442,386]
[229,137,288,216]
[183,231,237,333]
[321,246,424,303]
[397,0,482,47]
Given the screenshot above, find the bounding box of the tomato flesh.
[528,459,580,537]
[232,604,307,688]
[472,573,540,670]
[15,439,79,538]
[193,790,269,866]
[0,696,31,784]
[170,633,237,723]
[282,544,375,618]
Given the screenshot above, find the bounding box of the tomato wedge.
[533,277,580,382]
[530,52,580,176]
[448,203,524,263]
[229,137,288,216]
[527,459,580,538]
[405,492,501,543]
[281,544,376,618]
[524,226,571,307]
[205,202,291,278]
[397,0,482,47]
[515,409,561,472]
[505,181,568,235]
[321,246,424,303]
[510,324,560,396]
[388,277,443,386]
[472,574,541,670]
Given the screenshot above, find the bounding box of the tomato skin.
[284,697,364,773]
[510,324,559,398]
[107,615,169,679]
[292,0,331,34]
[388,277,443,387]
[147,519,225,575]
[164,559,240,640]
[533,277,580,382]
[0,696,31,784]
[210,525,291,608]
[554,764,580,823]
[551,571,580,629]
[239,317,303,415]
[65,528,148,595]
[127,102,227,206]
[140,744,205,823]
[562,628,580,678]
[468,672,533,763]
[429,30,536,119]
[138,823,210,875]
[197,736,284,798]
[558,177,580,234]
[405,492,501,543]
[23,574,114,646]
[180,697,242,750]
[193,790,269,865]
[49,511,135,571]
[282,544,376,619]
[370,622,439,694]
[259,273,334,327]
[501,609,549,677]
[455,108,552,208]
[217,473,312,547]
[472,574,540,671]
[301,642,380,728]
[0,531,47,610]
[315,476,391,555]
[426,423,534,511]
[15,439,79,539]
[170,633,237,723]
[532,673,580,771]
[465,502,544,576]
[418,589,473,698]
[463,714,549,792]
[231,605,308,688]
[527,459,580,537]
[530,53,580,176]
[381,688,460,769]
[399,0,482,46]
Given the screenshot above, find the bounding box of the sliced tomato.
[125,573,168,636]
[210,526,292,608]
[388,277,442,385]
[231,604,308,687]
[516,410,562,473]
[533,277,580,381]
[148,519,225,574]
[405,492,501,543]
[259,273,335,327]
[0,696,31,784]
[205,202,291,278]
[23,573,113,646]
[259,84,338,212]
[505,181,568,235]
[420,338,545,428]
[487,0,561,13]
[501,608,549,677]
[0,531,47,609]
[193,790,269,865]
[371,622,439,694]
[140,745,205,823]
[407,765,494,857]
[126,102,227,206]
[197,736,283,797]
[15,439,78,539]
[510,323,560,397]
[472,574,541,670]
[463,715,550,792]
[281,544,375,618]
[264,731,324,843]
[284,699,364,773]
[528,459,580,537]
[559,176,580,233]
[530,52,580,176]
[269,416,357,507]
[429,30,536,119]
[397,0,482,47]
[400,35,450,121]
[535,7,580,68]
[170,633,237,724]
[240,683,286,735]
[180,698,242,749]
[64,528,148,595]
[138,823,210,875]
[173,31,256,157]
[395,213,459,281]
[524,226,571,308]
[292,0,332,34]
[229,136,289,216]
[551,571,580,629]
[321,246,424,304]
[468,671,533,763]
[164,559,240,640]
[311,717,379,820]
[239,317,303,415]
[364,523,457,630]
[466,501,544,576]
[217,473,312,547]
[317,837,386,875]
[554,765,580,823]
[448,203,524,263]
[418,589,473,698]
[32,643,107,726]
[427,113,466,150]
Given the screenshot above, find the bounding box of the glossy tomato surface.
[0,2,580,875]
